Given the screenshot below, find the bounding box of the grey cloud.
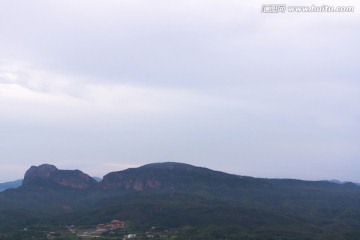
[0,0,359,182]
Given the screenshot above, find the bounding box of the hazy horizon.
[1,0,359,182]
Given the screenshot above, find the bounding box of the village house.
[96,219,125,232]
[124,233,137,239]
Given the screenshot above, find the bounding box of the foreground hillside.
[1,162,360,239]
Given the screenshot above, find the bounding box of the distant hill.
[1,162,360,239]
[0,179,22,192]
[326,179,360,186]
[92,176,102,182]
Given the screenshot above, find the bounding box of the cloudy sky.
[0,0,359,182]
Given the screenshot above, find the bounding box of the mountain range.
[1,162,360,239]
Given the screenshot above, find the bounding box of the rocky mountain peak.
[23,164,58,184]
[22,164,98,189]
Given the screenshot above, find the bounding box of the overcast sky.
[0,0,359,182]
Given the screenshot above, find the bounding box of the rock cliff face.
[99,163,191,190]
[100,172,162,190]
[23,164,98,189]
